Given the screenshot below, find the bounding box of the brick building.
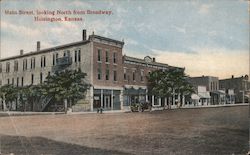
[0,30,182,112]
[188,76,226,105]
[219,75,250,103]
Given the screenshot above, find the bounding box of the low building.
[188,76,226,105]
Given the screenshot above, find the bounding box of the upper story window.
[17,77,19,87]
[53,53,57,66]
[124,68,127,80]
[105,50,109,63]
[6,62,10,73]
[113,52,117,64]
[97,63,102,80]
[106,65,109,80]
[113,70,117,82]
[78,49,81,62]
[74,49,81,63]
[31,74,34,85]
[40,72,43,84]
[14,60,18,72]
[31,57,36,69]
[21,77,24,86]
[23,59,27,71]
[64,50,71,57]
[41,55,46,68]
[97,49,102,62]
[141,70,144,82]
[0,63,2,73]
[132,70,136,81]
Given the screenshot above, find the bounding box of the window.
[97,49,101,62]
[0,80,2,86]
[21,77,24,86]
[14,61,18,72]
[78,50,81,62]
[53,54,55,65]
[12,78,14,85]
[31,57,35,69]
[31,74,34,85]
[40,73,43,84]
[75,50,77,62]
[113,52,117,64]
[74,50,81,62]
[105,50,109,62]
[6,62,10,73]
[97,64,102,80]
[113,70,117,81]
[0,63,2,73]
[106,66,109,80]
[17,77,19,87]
[7,79,10,85]
[141,70,144,81]
[23,59,27,70]
[41,56,46,68]
[48,71,51,77]
[124,68,127,80]
[56,53,58,64]
[133,71,136,81]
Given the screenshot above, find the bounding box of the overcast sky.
[0,0,249,79]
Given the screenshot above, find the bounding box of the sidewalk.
[181,103,248,109]
[0,111,64,117]
[0,103,248,116]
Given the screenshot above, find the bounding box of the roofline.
[90,34,124,45]
[123,55,184,70]
[0,40,90,62]
[189,76,218,79]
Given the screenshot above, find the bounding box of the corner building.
[0,30,183,112]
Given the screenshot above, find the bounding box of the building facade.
[0,30,182,112]
[219,75,249,103]
[188,76,226,105]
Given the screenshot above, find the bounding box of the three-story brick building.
[0,30,183,112]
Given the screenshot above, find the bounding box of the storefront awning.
[124,85,147,90]
[211,90,226,95]
[191,94,200,100]
[198,92,210,98]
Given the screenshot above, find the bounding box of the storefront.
[123,86,147,106]
[93,88,121,110]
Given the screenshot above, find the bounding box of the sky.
[0,0,249,79]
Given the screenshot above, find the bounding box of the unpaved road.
[0,106,248,155]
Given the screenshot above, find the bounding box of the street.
[0,105,248,155]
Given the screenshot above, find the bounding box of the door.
[104,95,111,109]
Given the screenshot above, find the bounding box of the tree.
[0,84,18,111]
[43,69,90,107]
[147,68,194,108]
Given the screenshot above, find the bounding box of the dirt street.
[0,106,248,155]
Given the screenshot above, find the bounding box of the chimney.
[152,57,156,62]
[20,49,23,55]
[232,75,234,78]
[37,41,40,51]
[82,29,86,40]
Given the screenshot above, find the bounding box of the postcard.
[0,0,249,154]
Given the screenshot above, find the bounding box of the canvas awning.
[198,92,210,99]
[191,94,200,100]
